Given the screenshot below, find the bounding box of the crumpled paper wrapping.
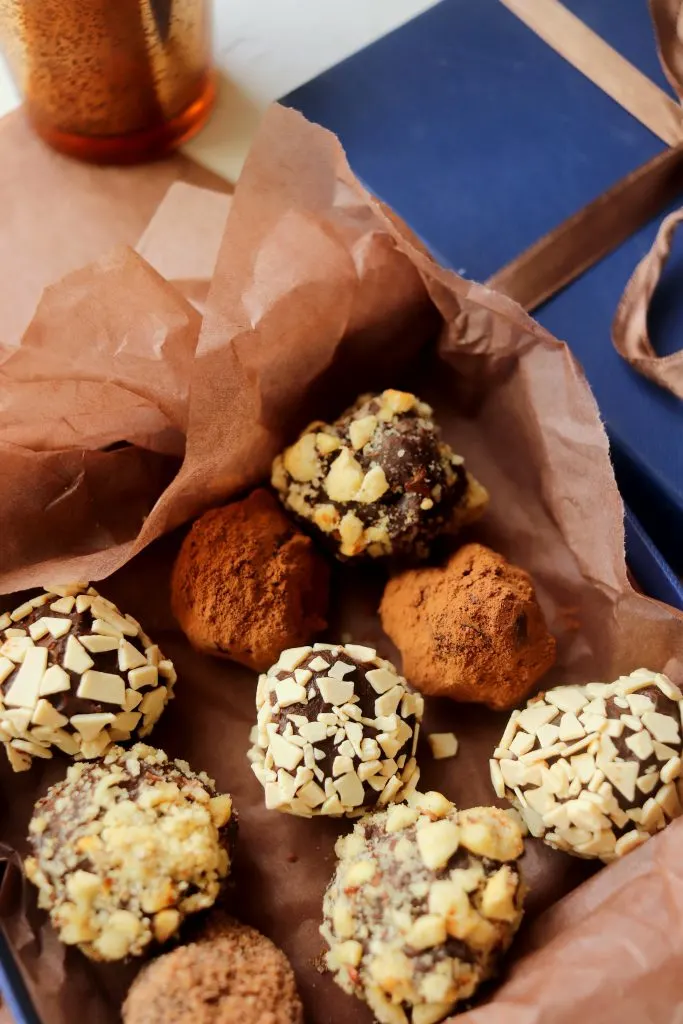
[2,103,683,1024]
[135,182,232,313]
[613,206,683,398]
[0,110,230,346]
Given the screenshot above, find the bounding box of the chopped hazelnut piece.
[77,671,125,706]
[1,636,34,663]
[349,415,378,450]
[32,699,68,729]
[40,618,71,639]
[416,820,460,869]
[128,665,158,691]
[427,732,458,760]
[10,601,36,622]
[0,656,15,686]
[38,664,71,696]
[4,646,48,708]
[80,635,118,654]
[118,640,148,672]
[70,713,117,741]
[283,433,320,482]
[63,635,94,675]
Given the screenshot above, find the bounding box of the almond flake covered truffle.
[248,643,423,817]
[321,794,525,1024]
[271,389,488,559]
[491,668,683,861]
[25,744,235,961]
[0,584,176,771]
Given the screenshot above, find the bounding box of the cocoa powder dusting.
[380,543,556,709]
[171,489,330,672]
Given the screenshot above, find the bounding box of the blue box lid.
[283,0,683,570]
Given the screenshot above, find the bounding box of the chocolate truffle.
[248,643,423,817]
[271,389,488,560]
[321,793,526,1024]
[171,490,330,672]
[380,543,556,709]
[123,916,303,1024]
[0,584,176,771]
[25,744,235,961]
[490,668,683,861]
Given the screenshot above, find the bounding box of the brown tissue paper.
[2,103,683,1024]
[136,181,232,312]
[0,110,230,345]
[613,206,683,398]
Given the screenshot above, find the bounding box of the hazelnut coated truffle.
[0,583,176,771]
[171,490,330,672]
[248,643,423,817]
[321,793,526,1024]
[380,543,556,710]
[25,744,235,961]
[123,916,303,1024]
[491,668,683,861]
[271,389,488,560]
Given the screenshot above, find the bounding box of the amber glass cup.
[0,0,214,162]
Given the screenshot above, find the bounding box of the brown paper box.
[2,103,683,1024]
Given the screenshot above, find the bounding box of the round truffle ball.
[248,643,423,817]
[123,916,303,1024]
[271,389,488,560]
[25,744,236,961]
[490,668,683,861]
[380,543,556,710]
[171,489,330,672]
[321,794,525,1024]
[0,584,176,772]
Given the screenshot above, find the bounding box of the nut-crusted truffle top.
[24,744,235,961]
[271,389,488,559]
[321,794,525,1024]
[248,643,423,817]
[0,583,176,771]
[491,668,683,861]
[123,916,303,1024]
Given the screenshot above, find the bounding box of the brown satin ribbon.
[488,142,683,312]
[488,0,683,334]
[613,208,683,398]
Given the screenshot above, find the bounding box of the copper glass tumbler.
[0,0,214,162]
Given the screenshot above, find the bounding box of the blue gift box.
[284,0,683,580]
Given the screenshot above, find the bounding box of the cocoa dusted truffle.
[0,584,176,771]
[123,915,303,1024]
[24,744,235,961]
[271,389,488,560]
[491,668,683,861]
[171,490,330,672]
[321,793,526,1024]
[248,643,423,817]
[380,544,556,710]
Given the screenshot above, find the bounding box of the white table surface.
[0,0,439,183]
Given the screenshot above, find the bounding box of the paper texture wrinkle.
[1,104,683,1024]
[613,206,683,398]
